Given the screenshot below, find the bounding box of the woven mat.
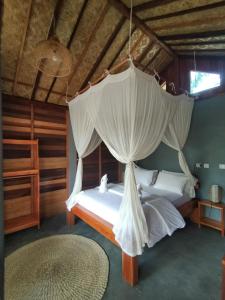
[5,235,109,300]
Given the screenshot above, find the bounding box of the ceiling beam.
[108,0,175,58]
[143,48,162,71]
[133,0,177,12]
[30,0,64,101]
[143,1,225,22]
[80,17,126,90]
[178,51,225,57]
[172,46,225,51]
[13,0,33,95]
[178,49,225,53]
[57,2,110,103]
[169,40,225,47]
[161,30,225,41]
[153,15,225,33]
[45,0,89,103]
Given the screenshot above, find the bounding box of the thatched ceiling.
[1,0,225,105]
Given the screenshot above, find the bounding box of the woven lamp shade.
[33,36,73,77]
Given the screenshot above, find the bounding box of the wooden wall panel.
[2,94,69,218]
[82,143,120,189]
[101,143,119,183]
[2,94,120,219]
[83,147,100,189]
[3,177,32,221]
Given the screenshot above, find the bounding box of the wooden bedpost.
[122,252,138,286]
[66,211,75,226]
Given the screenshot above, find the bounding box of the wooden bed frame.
[67,198,196,286]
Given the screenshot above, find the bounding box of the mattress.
[76,183,190,225]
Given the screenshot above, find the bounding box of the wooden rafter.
[133,0,177,12]
[67,0,89,48]
[169,40,225,47]
[143,48,162,71]
[178,50,225,57]
[144,1,225,22]
[172,45,225,51]
[30,0,64,101]
[161,30,225,41]
[45,0,89,103]
[108,0,175,58]
[80,17,126,90]
[13,0,33,95]
[177,49,225,52]
[107,27,136,69]
[57,2,110,103]
[153,15,225,32]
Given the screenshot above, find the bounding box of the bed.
[67,176,196,286]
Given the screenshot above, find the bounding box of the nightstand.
[198,200,225,237]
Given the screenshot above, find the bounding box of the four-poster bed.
[67,188,196,285]
[66,60,196,285]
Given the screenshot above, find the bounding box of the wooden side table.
[198,200,225,236]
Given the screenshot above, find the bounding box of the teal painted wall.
[139,94,225,218]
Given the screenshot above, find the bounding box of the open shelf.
[3,139,40,234]
[5,214,40,234]
[200,217,222,231]
[3,169,39,178]
[198,199,225,237]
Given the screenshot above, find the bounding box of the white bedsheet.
[74,184,186,249]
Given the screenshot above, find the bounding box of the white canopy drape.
[67,63,194,256]
[66,98,101,211]
[162,94,196,196]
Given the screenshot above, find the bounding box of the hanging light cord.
[128,0,133,58]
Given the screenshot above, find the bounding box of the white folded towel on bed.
[99,174,108,193]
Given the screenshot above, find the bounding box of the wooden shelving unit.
[3,139,40,234]
[198,200,225,237]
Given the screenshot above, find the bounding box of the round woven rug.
[5,235,109,300]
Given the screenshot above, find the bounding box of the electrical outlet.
[204,163,209,168]
[196,163,202,168]
[219,164,225,169]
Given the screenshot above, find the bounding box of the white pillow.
[154,171,188,195]
[161,170,195,197]
[134,165,158,186]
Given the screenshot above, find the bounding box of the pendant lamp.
[33,35,73,78]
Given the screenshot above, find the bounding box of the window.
[190,71,221,94]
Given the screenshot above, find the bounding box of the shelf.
[3,139,40,234]
[3,139,38,145]
[3,169,39,178]
[199,200,224,209]
[200,217,222,231]
[5,214,39,234]
[198,199,225,237]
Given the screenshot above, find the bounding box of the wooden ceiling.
[1,0,225,105]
